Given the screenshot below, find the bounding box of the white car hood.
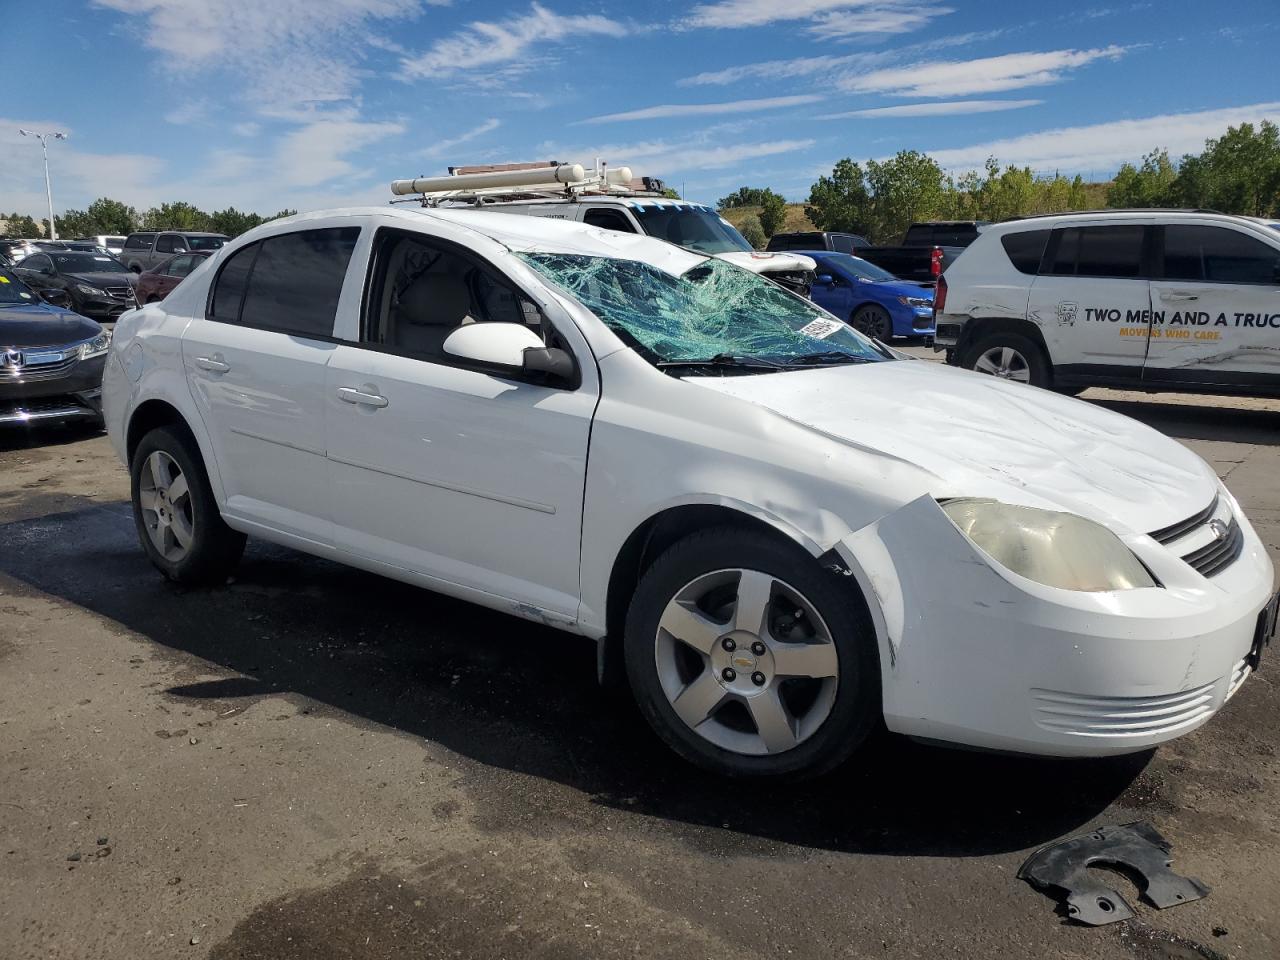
[713,250,816,275]
[690,359,1218,535]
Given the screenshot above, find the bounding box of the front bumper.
[0,354,106,425]
[838,495,1276,757]
[76,292,136,321]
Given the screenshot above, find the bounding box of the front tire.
[130,425,245,584]
[624,528,880,780]
[851,304,892,341]
[960,331,1052,388]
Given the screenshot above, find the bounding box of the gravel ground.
[1,360,1277,960]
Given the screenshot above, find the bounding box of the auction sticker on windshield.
[799,317,843,339]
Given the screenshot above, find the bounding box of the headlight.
[76,283,107,297]
[941,499,1155,591]
[897,295,933,308]
[79,331,111,360]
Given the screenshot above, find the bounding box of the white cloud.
[536,134,815,177]
[925,101,1280,172]
[93,0,422,118]
[164,99,212,126]
[683,0,948,34]
[401,3,627,78]
[273,117,406,187]
[841,46,1128,97]
[829,99,1042,118]
[580,95,822,124]
[232,122,261,137]
[422,118,502,158]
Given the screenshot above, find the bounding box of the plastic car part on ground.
[1017,821,1209,925]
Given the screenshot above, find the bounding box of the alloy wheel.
[137,450,194,562]
[974,345,1031,382]
[654,569,839,756]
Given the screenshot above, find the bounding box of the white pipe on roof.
[391,163,587,197]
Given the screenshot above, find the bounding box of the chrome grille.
[1032,683,1216,739]
[0,346,79,382]
[105,286,134,299]
[1149,495,1244,578]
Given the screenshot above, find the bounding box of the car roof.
[990,209,1267,235]
[246,206,710,276]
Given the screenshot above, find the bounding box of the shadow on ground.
[0,500,1148,860]
[1084,396,1280,447]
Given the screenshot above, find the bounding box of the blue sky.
[4,0,1278,217]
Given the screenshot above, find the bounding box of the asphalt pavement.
[1,355,1278,960]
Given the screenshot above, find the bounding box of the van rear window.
[1000,230,1050,274]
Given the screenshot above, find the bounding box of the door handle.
[1161,291,1199,302]
[194,354,230,373]
[337,386,389,409]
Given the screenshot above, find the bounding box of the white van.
[934,211,1280,396]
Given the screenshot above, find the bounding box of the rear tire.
[130,425,245,584]
[851,304,892,341]
[624,527,880,780]
[960,331,1052,389]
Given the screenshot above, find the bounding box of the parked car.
[934,210,1280,396]
[801,251,935,339]
[13,250,138,323]
[0,266,109,427]
[119,231,228,273]
[77,235,127,255]
[3,239,68,263]
[135,251,211,304]
[900,221,989,248]
[767,231,870,254]
[104,207,1275,779]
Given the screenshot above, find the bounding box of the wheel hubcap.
[138,450,193,562]
[654,569,839,757]
[974,346,1031,382]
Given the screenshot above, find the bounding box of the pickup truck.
[771,221,989,285]
[119,231,229,273]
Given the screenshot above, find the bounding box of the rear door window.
[208,243,258,323]
[156,235,179,254]
[238,227,360,338]
[124,234,154,250]
[1048,226,1145,278]
[1163,225,1280,284]
[831,235,856,254]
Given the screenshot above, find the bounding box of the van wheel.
[130,425,245,584]
[624,528,880,780]
[961,332,1051,388]
[851,304,892,341]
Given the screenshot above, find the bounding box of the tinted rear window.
[238,227,359,338]
[124,234,154,249]
[1048,226,1145,278]
[209,243,257,323]
[768,233,823,250]
[1000,230,1050,274]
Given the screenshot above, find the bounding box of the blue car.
[798,251,935,340]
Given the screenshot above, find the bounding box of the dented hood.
[713,250,817,275]
[689,359,1217,535]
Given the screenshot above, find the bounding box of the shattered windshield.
[519,253,889,368]
[630,206,753,255]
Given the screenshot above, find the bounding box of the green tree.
[2,213,41,237]
[805,159,871,236]
[265,209,297,223]
[208,207,264,237]
[717,186,775,210]
[1178,121,1280,216]
[735,214,766,249]
[55,209,96,238]
[141,201,211,231]
[758,191,788,237]
[1107,149,1178,208]
[85,197,139,235]
[864,150,949,241]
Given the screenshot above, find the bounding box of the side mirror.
[40,289,70,307]
[442,322,574,382]
[815,274,834,285]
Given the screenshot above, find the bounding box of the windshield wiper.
[657,353,783,373]
[782,351,875,367]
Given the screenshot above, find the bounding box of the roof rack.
[389,159,668,207]
[1002,208,1226,222]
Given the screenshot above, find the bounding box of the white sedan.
[103,206,1277,779]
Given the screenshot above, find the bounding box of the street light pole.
[18,129,67,240]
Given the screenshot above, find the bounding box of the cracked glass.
[518,254,890,367]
